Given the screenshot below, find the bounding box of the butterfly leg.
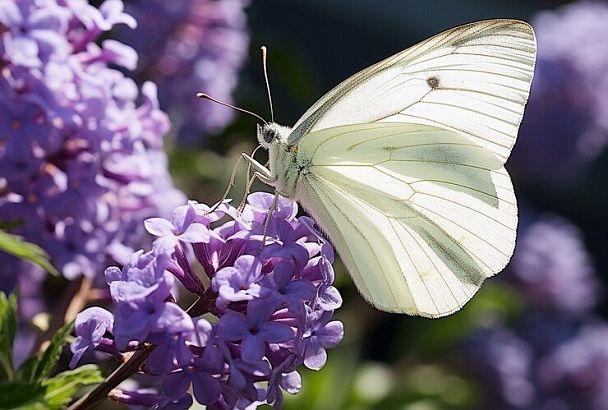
[238,172,260,212]
[204,154,247,215]
[258,190,280,252]
[242,153,275,185]
[238,153,277,211]
[241,152,280,250]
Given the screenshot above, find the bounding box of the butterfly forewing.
[288,19,536,163]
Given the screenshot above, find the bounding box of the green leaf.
[0,230,58,276]
[0,381,46,409]
[0,366,102,409]
[30,320,74,382]
[41,365,104,409]
[0,293,17,381]
[15,357,39,383]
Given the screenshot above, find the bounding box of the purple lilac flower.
[464,319,608,410]
[0,0,185,288]
[117,0,250,145]
[70,307,114,368]
[509,215,599,317]
[511,1,608,182]
[463,328,536,409]
[538,323,608,410]
[70,193,344,408]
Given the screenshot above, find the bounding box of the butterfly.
[241,19,536,318]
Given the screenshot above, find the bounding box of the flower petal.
[152,302,194,334]
[192,370,221,405]
[281,370,302,394]
[215,312,250,341]
[259,321,294,344]
[304,341,327,371]
[144,217,176,237]
[318,321,345,349]
[241,334,267,363]
[178,223,210,243]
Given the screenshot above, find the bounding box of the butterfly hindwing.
[295,123,517,317]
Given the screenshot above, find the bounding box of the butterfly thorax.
[257,122,301,198]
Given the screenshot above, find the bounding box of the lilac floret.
[212,255,267,310]
[145,202,212,246]
[217,299,294,363]
[70,307,114,368]
[301,309,344,370]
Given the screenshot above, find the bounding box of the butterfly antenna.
[261,46,275,123]
[197,92,267,125]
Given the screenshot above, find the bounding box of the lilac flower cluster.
[70,193,344,409]
[511,1,608,182]
[0,0,185,290]
[461,214,607,410]
[509,216,598,317]
[117,0,250,145]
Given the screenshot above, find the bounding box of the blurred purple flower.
[464,328,536,409]
[117,0,250,144]
[71,193,344,408]
[511,1,608,182]
[538,323,608,410]
[510,215,599,316]
[0,0,185,289]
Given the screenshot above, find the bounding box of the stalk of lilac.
[69,193,344,409]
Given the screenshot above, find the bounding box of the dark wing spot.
[427,76,440,89]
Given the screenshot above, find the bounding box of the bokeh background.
[3,0,608,409]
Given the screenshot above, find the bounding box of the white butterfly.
[244,19,536,318]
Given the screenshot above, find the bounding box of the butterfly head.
[257,122,291,149]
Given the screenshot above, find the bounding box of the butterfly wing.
[295,123,516,317]
[288,19,536,163]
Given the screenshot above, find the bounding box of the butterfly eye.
[263,128,276,144]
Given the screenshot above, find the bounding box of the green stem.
[66,345,154,410]
[0,355,14,381]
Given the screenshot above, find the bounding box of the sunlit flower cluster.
[71,193,344,408]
